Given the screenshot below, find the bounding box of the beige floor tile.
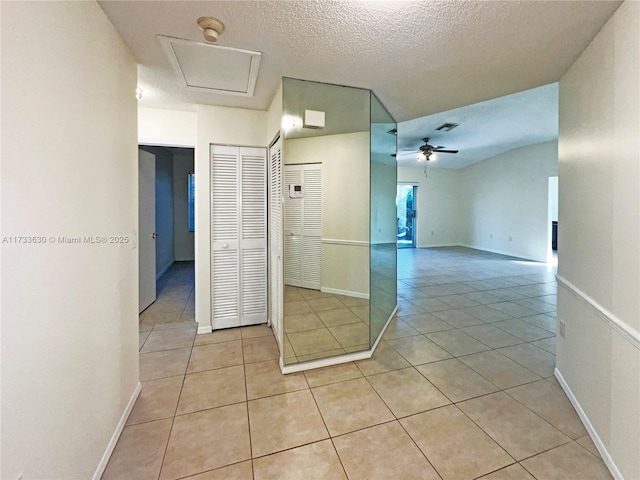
[461,324,523,349]
[248,390,328,457]
[140,325,196,353]
[387,335,452,366]
[344,342,369,353]
[520,313,556,332]
[492,319,554,341]
[355,341,410,376]
[350,305,370,321]
[433,309,487,328]
[284,288,305,303]
[139,330,151,350]
[478,464,535,479]
[140,348,191,381]
[462,305,514,322]
[381,318,421,339]
[308,297,345,312]
[532,336,556,354]
[194,328,242,346]
[487,302,539,318]
[497,343,556,377]
[187,341,243,373]
[304,362,363,388]
[153,320,197,331]
[317,308,361,327]
[458,392,570,460]
[506,380,586,439]
[252,439,347,480]
[298,288,334,300]
[426,329,492,356]
[297,348,346,362]
[242,335,279,364]
[283,312,324,333]
[288,328,342,356]
[183,461,253,479]
[459,351,541,389]
[127,376,183,425]
[160,403,251,480]
[240,324,273,339]
[521,442,612,480]
[312,378,394,436]
[397,301,426,316]
[368,367,450,417]
[245,360,308,400]
[416,359,499,403]
[400,405,513,480]
[284,300,314,316]
[440,294,482,308]
[139,322,154,334]
[177,365,246,415]
[400,313,455,334]
[576,435,601,458]
[333,421,440,480]
[329,322,369,347]
[336,295,369,307]
[102,418,172,480]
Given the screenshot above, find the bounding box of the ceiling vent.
[158,35,261,97]
[435,122,459,132]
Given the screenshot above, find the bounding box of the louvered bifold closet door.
[269,138,283,336]
[302,164,322,290]
[211,145,267,330]
[240,147,267,326]
[211,145,240,329]
[284,165,303,287]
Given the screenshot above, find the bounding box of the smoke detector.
[197,16,225,43]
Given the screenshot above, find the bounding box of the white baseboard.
[320,287,369,299]
[459,244,545,263]
[279,305,397,375]
[156,261,173,280]
[93,381,142,480]
[197,324,212,335]
[554,368,623,480]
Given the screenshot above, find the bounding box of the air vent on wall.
[158,35,261,97]
[435,122,459,132]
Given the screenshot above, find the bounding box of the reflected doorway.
[397,184,417,248]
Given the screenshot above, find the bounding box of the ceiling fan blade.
[432,149,458,154]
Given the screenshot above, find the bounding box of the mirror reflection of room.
[282,78,371,364]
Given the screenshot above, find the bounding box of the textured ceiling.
[98,0,621,122]
[398,83,559,169]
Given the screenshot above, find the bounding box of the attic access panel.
[158,35,261,97]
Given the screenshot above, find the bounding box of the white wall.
[557,2,639,479]
[195,105,268,332]
[459,141,558,262]
[138,107,197,147]
[284,132,370,296]
[155,149,175,277]
[173,152,195,261]
[397,166,462,247]
[1,2,139,479]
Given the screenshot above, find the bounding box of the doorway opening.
[138,145,196,315]
[548,176,559,266]
[397,184,417,248]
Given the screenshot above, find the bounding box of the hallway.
[104,249,611,480]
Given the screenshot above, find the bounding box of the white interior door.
[210,144,267,330]
[268,137,283,340]
[284,164,322,290]
[138,148,156,313]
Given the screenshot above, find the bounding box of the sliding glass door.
[397,184,417,248]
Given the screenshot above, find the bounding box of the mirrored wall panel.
[370,94,398,344]
[281,78,396,366]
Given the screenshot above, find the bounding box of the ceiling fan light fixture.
[197,16,225,43]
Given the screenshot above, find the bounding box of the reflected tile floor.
[283,287,370,363]
[104,249,612,480]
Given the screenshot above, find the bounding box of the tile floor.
[283,287,370,363]
[103,249,613,480]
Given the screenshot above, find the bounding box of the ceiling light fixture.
[197,16,225,43]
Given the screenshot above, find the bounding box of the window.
[188,173,195,232]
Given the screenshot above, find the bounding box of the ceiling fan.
[415,137,458,161]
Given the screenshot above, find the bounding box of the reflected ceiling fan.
[414,137,458,161]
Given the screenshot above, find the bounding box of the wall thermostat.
[289,184,304,198]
